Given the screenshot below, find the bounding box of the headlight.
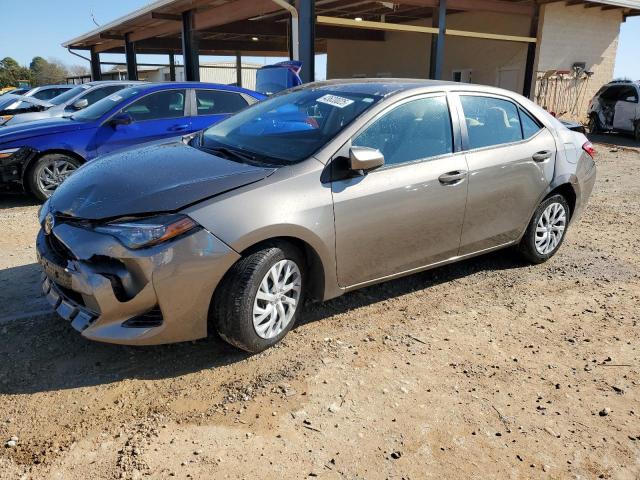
[94,214,200,249]
[0,147,19,159]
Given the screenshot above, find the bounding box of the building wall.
[442,12,530,92]
[326,29,432,79]
[325,5,623,120]
[534,2,623,120]
[326,11,530,92]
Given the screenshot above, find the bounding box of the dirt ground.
[0,144,639,480]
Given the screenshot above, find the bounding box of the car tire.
[212,242,305,353]
[634,122,640,143]
[588,115,600,134]
[27,153,81,201]
[518,194,570,264]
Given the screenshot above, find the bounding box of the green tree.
[0,57,31,88]
[30,57,68,86]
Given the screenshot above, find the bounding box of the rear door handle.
[169,124,190,132]
[532,150,553,162]
[438,170,467,185]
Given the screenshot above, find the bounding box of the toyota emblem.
[44,213,55,235]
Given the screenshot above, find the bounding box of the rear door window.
[353,96,453,167]
[195,89,249,115]
[460,95,523,149]
[123,89,186,121]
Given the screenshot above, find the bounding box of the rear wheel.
[212,243,305,353]
[518,194,570,264]
[27,153,81,201]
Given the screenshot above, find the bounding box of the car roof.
[604,79,640,86]
[128,82,263,96]
[80,80,147,86]
[300,78,527,98]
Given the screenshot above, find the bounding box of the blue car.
[0,82,265,200]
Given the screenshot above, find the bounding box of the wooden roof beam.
[398,0,535,16]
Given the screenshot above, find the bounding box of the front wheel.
[518,194,570,264]
[634,122,640,142]
[212,243,305,353]
[588,115,601,134]
[27,153,81,201]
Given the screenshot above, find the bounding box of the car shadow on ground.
[588,132,640,150]
[0,193,39,209]
[0,249,528,396]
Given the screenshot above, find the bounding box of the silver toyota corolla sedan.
[36,80,596,352]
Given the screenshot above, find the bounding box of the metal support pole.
[169,53,176,81]
[298,0,315,83]
[124,33,138,80]
[182,10,200,81]
[90,48,102,81]
[429,0,446,80]
[235,53,243,87]
[523,5,540,98]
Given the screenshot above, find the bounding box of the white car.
[587,80,640,141]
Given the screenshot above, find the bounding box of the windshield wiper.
[203,145,257,164]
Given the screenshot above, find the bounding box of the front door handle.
[438,170,467,185]
[169,124,190,132]
[532,150,553,162]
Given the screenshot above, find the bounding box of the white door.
[612,85,639,132]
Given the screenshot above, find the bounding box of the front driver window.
[123,89,186,121]
[352,96,453,167]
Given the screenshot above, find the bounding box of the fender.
[516,173,579,242]
[229,223,342,301]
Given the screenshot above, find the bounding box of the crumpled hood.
[0,117,92,144]
[49,141,276,220]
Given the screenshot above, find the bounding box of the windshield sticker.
[317,94,354,109]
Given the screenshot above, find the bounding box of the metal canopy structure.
[63,0,640,92]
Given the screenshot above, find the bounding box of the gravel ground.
[0,145,638,480]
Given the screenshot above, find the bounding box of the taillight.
[582,141,596,158]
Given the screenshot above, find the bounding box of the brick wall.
[534,2,623,121]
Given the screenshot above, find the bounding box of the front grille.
[122,307,163,328]
[46,233,75,262]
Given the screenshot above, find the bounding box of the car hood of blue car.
[49,140,276,220]
[0,117,94,144]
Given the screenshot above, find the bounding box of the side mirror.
[349,146,384,172]
[72,98,89,110]
[110,112,133,128]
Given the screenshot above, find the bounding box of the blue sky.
[0,1,638,81]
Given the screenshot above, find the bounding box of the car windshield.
[71,87,142,121]
[49,85,90,105]
[201,88,383,164]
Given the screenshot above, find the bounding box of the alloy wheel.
[37,158,77,195]
[535,202,567,255]
[252,259,302,339]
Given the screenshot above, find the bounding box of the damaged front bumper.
[36,221,240,345]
